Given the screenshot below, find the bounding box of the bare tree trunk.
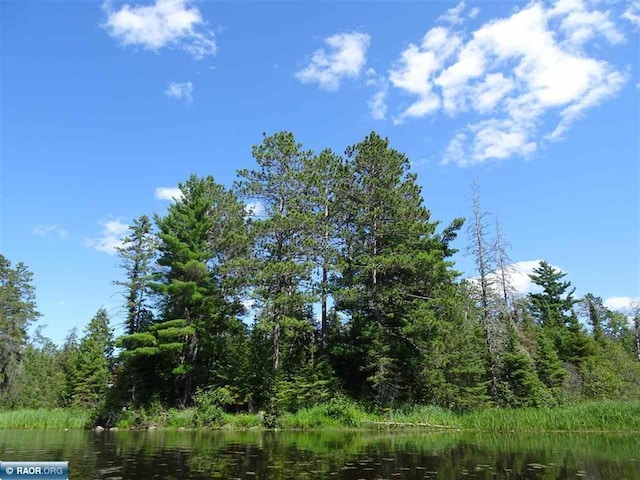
[273,316,281,370]
[634,313,640,362]
[468,180,499,401]
[494,219,512,309]
[321,198,329,349]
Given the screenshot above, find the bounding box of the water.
[0,429,638,479]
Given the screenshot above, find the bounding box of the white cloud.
[365,69,389,120]
[622,1,640,27]
[389,26,461,123]
[369,87,388,120]
[164,81,193,102]
[469,260,565,296]
[384,1,627,165]
[244,201,265,218]
[84,219,129,255]
[549,0,624,47]
[155,186,183,201]
[473,72,515,113]
[296,32,370,91]
[505,260,565,295]
[33,224,68,240]
[468,7,480,19]
[103,0,216,59]
[443,132,468,166]
[604,296,640,312]
[439,1,466,25]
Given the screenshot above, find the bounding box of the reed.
[0,408,91,429]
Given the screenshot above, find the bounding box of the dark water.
[0,429,638,479]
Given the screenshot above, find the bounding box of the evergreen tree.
[580,293,606,345]
[236,132,317,374]
[534,331,566,400]
[115,214,156,335]
[301,148,345,349]
[58,328,80,407]
[419,284,490,411]
[116,319,195,404]
[500,326,546,407]
[334,132,463,406]
[9,331,67,409]
[528,261,576,329]
[0,255,40,400]
[73,308,113,411]
[153,174,249,405]
[563,311,597,363]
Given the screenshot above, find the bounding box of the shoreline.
[1,400,639,433]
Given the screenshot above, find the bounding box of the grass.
[2,400,639,432]
[378,400,640,432]
[0,408,91,429]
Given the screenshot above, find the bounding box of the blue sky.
[1,0,638,344]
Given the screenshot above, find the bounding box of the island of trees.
[1,131,639,429]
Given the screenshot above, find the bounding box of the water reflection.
[0,429,638,479]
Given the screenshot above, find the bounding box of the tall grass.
[2,400,638,431]
[0,408,91,429]
[458,401,640,431]
[381,401,640,432]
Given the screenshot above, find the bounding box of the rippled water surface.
[0,429,639,479]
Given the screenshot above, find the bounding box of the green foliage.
[115,400,170,428]
[272,374,333,412]
[323,394,363,427]
[499,327,548,408]
[236,131,317,374]
[192,387,228,428]
[534,333,566,389]
[8,339,67,409]
[72,308,113,412]
[152,174,249,405]
[528,261,577,329]
[0,255,40,403]
[114,214,156,335]
[333,132,463,407]
[0,409,91,429]
[5,133,640,427]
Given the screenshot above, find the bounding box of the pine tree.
[0,255,40,400]
[534,331,566,400]
[73,308,113,411]
[115,215,157,335]
[420,284,490,411]
[528,261,576,329]
[58,328,80,406]
[236,132,317,374]
[334,132,463,406]
[500,326,546,407]
[10,332,67,409]
[301,148,345,349]
[580,293,606,345]
[153,174,249,405]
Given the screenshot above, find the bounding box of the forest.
[1,131,639,428]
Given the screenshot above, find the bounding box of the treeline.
[1,131,639,423]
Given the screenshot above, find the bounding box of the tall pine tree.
[153,174,249,405]
[335,132,463,406]
[115,214,156,335]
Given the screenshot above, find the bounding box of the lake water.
[0,429,638,479]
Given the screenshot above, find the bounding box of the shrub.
[192,388,226,428]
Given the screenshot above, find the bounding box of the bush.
[324,394,361,427]
[192,388,226,428]
[114,399,170,428]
